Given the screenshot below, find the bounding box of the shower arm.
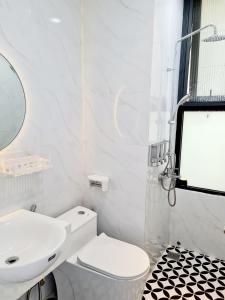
[176,23,217,44]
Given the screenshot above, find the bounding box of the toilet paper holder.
[88,175,109,192]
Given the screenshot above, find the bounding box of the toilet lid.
[77,233,150,280]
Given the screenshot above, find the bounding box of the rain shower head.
[203,34,225,42]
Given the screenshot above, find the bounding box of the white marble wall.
[82,0,155,247]
[0,0,83,217]
[170,189,225,260]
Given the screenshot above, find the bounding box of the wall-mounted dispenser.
[148,140,168,167]
[88,175,109,192]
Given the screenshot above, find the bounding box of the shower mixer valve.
[159,166,180,180]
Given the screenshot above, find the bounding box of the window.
[175,0,225,195]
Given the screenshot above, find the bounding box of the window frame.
[175,102,225,196]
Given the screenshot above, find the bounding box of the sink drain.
[5,256,19,265]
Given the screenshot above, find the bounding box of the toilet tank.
[57,206,97,254]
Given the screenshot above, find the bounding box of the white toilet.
[53,206,150,300]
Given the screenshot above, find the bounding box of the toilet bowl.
[53,206,150,300]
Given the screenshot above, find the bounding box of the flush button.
[78,210,85,215]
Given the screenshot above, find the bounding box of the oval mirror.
[0,54,26,150]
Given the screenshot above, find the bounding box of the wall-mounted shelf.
[0,155,50,177]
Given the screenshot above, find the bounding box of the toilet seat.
[77,233,150,280]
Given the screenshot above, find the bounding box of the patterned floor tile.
[143,246,225,300]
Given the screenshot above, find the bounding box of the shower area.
[144,0,225,298]
[145,0,225,264]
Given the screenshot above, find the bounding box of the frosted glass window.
[179,111,225,192]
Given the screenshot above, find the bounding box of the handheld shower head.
[169,94,191,124]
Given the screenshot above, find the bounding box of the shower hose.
[159,152,177,207]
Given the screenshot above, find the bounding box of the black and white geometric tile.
[143,245,225,300]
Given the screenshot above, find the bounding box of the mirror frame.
[0,53,26,151]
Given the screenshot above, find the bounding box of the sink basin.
[0,209,67,282]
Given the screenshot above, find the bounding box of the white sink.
[0,209,67,283]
